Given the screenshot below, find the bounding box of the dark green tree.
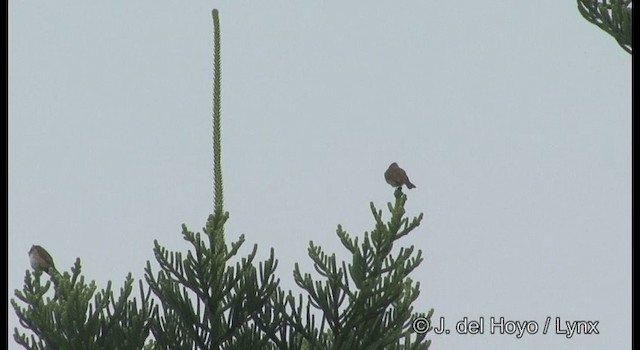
[142,9,281,349]
[263,188,433,350]
[11,260,156,349]
[12,9,433,350]
[577,0,632,53]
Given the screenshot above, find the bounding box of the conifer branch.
[12,260,155,349]
[577,0,632,53]
[275,189,432,349]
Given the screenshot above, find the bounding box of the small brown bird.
[29,245,56,275]
[384,162,416,189]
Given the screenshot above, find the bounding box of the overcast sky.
[8,1,631,349]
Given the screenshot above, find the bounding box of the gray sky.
[8,1,631,349]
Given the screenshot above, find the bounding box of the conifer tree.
[12,9,433,349]
[264,187,433,349]
[142,9,281,349]
[11,259,156,349]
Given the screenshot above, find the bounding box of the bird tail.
[406,180,416,189]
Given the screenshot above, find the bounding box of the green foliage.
[577,0,632,53]
[268,188,433,349]
[212,9,224,219]
[12,8,433,350]
[11,260,156,349]
[143,213,280,349]
[141,9,281,347]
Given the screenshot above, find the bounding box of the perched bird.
[384,162,416,189]
[29,245,56,275]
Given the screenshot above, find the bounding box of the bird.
[29,245,56,275]
[384,162,416,189]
